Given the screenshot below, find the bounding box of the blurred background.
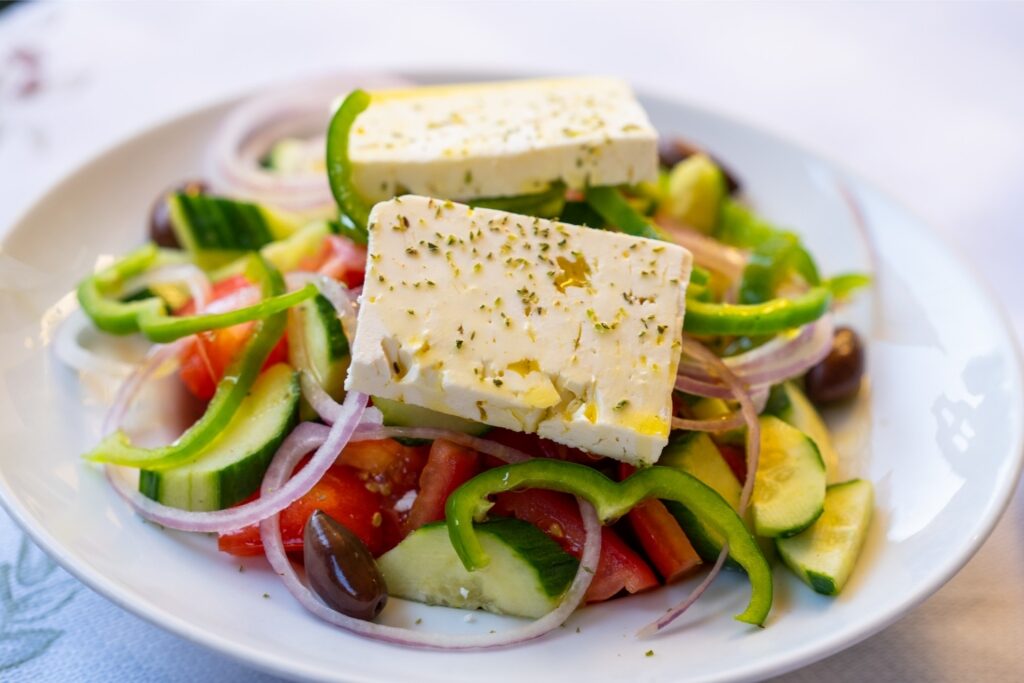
[1,1,1022,681]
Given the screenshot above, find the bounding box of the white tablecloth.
[1,2,1022,680]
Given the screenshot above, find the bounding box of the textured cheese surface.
[345,196,692,465]
[349,77,658,202]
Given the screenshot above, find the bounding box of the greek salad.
[71,77,874,649]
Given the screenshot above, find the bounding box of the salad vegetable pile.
[69,77,874,649]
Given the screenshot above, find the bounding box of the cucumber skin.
[139,369,299,510]
[171,193,274,252]
[776,479,874,596]
[312,293,350,361]
[379,518,578,618]
[372,397,491,437]
[752,416,826,538]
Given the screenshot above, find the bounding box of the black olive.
[304,510,387,621]
[657,137,741,194]
[804,327,865,405]
[148,180,208,248]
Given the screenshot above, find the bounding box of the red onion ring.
[640,336,762,636]
[205,74,408,213]
[671,414,745,432]
[258,427,601,649]
[102,340,188,435]
[677,315,835,388]
[104,391,366,533]
[54,311,140,377]
[123,264,212,314]
[656,215,747,281]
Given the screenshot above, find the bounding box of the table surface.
[1,2,1023,681]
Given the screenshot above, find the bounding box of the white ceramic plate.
[1,72,1022,683]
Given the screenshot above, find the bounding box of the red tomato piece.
[176,274,288,401]
[487,429,600,466]
[297,235,367,289]
[405,439,481,532]
[716,444,747,483]
[492,489,658,602]
[338,438,429,499]
[337,438,430,552]
[217,464,384,558]
[619,463,702,583]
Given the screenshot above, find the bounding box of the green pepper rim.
[684,287,832,336]
[445,460,773,626]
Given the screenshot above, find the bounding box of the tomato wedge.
[176,274,287,401]
[218,464,384,557]
[492,489,658,602]
[406,439,481,532]
[619,463,702,583]
[717,443,747,483]
[297,235,367,289]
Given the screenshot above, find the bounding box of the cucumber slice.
[378,518,578,618]
[139,364,299,511]
[766,382,841,482]
[776,479,874,595]
[168,193,303,269]
[289,293,350,401]
[751,416,826,538]
[659,431,744,569]
[211,220,335,283]
[372,397,490,436]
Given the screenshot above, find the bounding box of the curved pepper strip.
[584,186,666,241]
[445,460,772,626]
[76,244,170,335]
[684,286,832,336]
[77,246,316,343]
[84,256,289,469]
[470,181,567,218]
[326,89,373,229]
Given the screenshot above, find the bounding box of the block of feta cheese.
[345,196,693,465]
[348,77,658,203]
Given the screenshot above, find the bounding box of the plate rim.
[1,67,1022,683]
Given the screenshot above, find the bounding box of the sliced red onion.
[205,74,408,213]
[102,340,188,435]
[641,336,762,636]
[258,427,601,649]
[636,544,730,639]
[656,215,747,281]
[671,414,745,432]
[299,370,342,423]
[676,314,834,388]
[105,391,366,533]
[123,263,212,313]
[54,311,140,377]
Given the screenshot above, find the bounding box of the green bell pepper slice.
[583,185,666,241]
[445,460,772,626]
[470,182,567,218]
[84,255,290,469]
[77,245,316,343]
[684,286,832,336]
[326,89,373,230]
[77,244,172,335]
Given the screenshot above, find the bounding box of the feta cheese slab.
[349,77,658,203]
[346,196,692,465]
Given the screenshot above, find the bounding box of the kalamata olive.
[804,327,865,405]
[657,137,741,194]
[304,509,388,621]
[148,180,207,248]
